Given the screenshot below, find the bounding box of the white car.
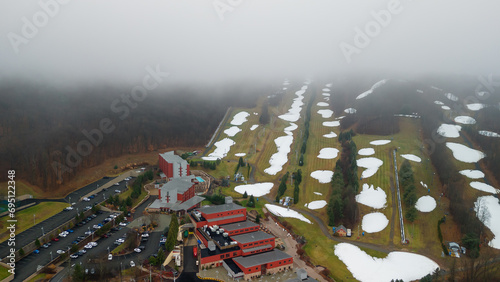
[119,222,127,226]
[141,233,149,238]
[84,244,92,249]
[114,183,120,186]
[93,225,101,229]
[59,231,69,237]
[114,189,121,193]
[108,254,113,261]
[65,206,74,211]
[130,261,135,267]
[116,238,125,243]
[134,248,141,253]
[90,242,98,247]
[70,254,79,259]
[56,250,65,254]
[83,197,90,202]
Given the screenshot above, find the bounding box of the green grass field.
[0,265,11,280]
[0,180,44,199]
[119,185,148,208]
[0,201,69,243]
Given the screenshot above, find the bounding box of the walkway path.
[393,149,406,244]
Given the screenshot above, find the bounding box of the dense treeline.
[0,82,261,191]
[275,172,289,202]
[462,107,500,185]
[327,131,358,227]
[398,160,418,222]
[298,86,316,166]
[292,169,302,204]
[420,99,483,257]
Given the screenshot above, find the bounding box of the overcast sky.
[1,0,499,84]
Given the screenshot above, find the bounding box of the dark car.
[52,237,60,242]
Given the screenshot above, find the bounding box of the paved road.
[0,176,128,259]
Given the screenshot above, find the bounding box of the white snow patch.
[278,89,306,122]
[434,101,444,105]
[442,106,451,110]
[444,93,459,101]
[475,196,500,249]
[467,103,488,111]
[317,148,339,159]
[265,204,311,224]
[310,170,334,184]
[325,83,332,87]
[284,123,298,134]
[230,112,250,126]
[234,153,246,157]
[344,108,357,114]
[401,154,422,163]
[336,116,345,120]
[323,121,340,127]
[416,196,437,212]
[334,243,440,282]
[264,135,294,175]
[454,116,476,125]
[202,138,235,160]
[459,170,485,179]
[250,124,259,131]
[313,192,322,196]
[356,184,387,209]
[470,182,500,194]
[307,200,327,210]
[357,157,384,178]
[362,212,389,233]
[234,182,273,197]
[437,124,461,138]
[322,93,330,97]
[224,126,241,137]
[358,148,375,156]
[370,140,391,146]
[356,79,387,100]
[323,131,337,138]
[317,109,334,118]
[446,142,485,163]
[317,102,329,107]
[479,130,500,137]
[322,88,330,92]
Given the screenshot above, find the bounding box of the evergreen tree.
[299,154,304,166]
[243,191,248,198]
[293,182,299,204]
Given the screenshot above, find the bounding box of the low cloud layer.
[1,0,499,84]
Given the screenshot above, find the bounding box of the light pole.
[33,214,36,225]
[41,226,44,236]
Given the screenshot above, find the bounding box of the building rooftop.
[200,243,240,258]
[233,249,292,268]
[220,221,258,232]
[160,177,194,193]
[241,244,272,255]
[206,213,246,224]
[198,202,245,215]
[231,231,274,245]
[149,195,203,211]
[159,151,187,164]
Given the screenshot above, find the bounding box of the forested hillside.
[0,81,263,191]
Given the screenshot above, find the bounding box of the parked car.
[108,254,113,261]
[130,261,135,267]
[70,254,78,259]
[64,206,74,211]
[114,189,121,193]
[52,237,60,242]
[90,242,98,247]
[139,245,146,250]
[134,248,141,253]
[119,222,127,226]
[56,250,65,254]
[42,243,51,248]
[83,197,90,202]
[78,249,87,255]
[84,244,93,249]
[33,249,40,254]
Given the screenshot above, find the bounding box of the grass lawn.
[0,201,69,243]
[0,265,11,280]
[239,198,265,218]
[0,180,44,199]
[119,185,148,208]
